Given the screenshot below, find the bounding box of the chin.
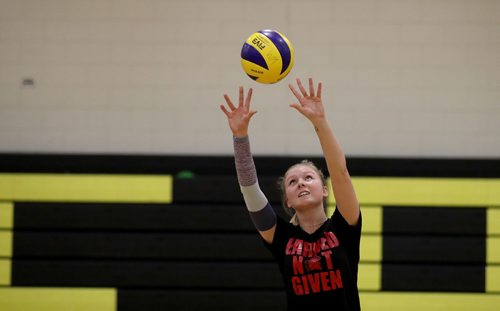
[294,202,322,211]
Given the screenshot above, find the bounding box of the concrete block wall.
[0,0,499,157]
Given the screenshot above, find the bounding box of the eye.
[288,179,296,186]
[305,175,313,180]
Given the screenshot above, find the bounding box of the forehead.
[285,164,318,178]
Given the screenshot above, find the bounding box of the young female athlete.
[220,78,361,310]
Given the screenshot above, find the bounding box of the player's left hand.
[289,78,326,125]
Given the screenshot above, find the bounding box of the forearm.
[313,119,360,224]
[233,136,257,186]
[233,136,276,231]
[313,119,348,177]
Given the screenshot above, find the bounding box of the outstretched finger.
[317,82,322,99]
[244,88,253,110]
[309,78,315,97]
[224,94,236,111]
[248,110,258,119]
[238,86,244,108]
[220,104,231,117]
[288,83,302,101]
[296,78,308,97]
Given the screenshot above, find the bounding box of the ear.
[322,186,328,198]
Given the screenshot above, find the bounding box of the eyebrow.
[285,170,315,182]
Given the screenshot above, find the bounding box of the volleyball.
[240,29,294,84]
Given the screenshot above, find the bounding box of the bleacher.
[0,154,499,310]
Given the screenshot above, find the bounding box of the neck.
[296,207,328,233]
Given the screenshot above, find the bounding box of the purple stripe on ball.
[259,29,291,75]
[241,42,268,70]
[247,74,258,81]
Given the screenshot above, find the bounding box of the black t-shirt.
[264,208,362,311]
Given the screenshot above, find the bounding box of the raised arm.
[288,78,360,225]
[220,87,277,243]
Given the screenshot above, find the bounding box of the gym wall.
[0,0,499,156]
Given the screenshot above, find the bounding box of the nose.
[297,179,305,188]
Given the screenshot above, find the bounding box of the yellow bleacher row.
[0,174,500,311]
[328,177,500,207]
[0,173,499,206]
[0,287,116,311]
[1,287,500,311]
[0,174,499,206]
[0,174,173,203]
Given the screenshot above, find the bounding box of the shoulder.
[332,207,361,227]
[330,207,362,241]
[263,215,297,247]
[274,216,299,238]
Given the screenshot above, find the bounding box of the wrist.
[233,135,249,141]
[312,118,329,131]
[233,130,248,138]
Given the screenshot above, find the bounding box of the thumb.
[290,103,303,114]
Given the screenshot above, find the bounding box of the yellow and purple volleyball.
[240,29,294,84]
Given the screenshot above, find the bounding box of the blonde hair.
[277,160,328,226]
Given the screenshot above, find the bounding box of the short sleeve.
[263,215,289,260]
[331,207,362,256]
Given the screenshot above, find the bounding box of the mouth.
[298,191,310,197]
